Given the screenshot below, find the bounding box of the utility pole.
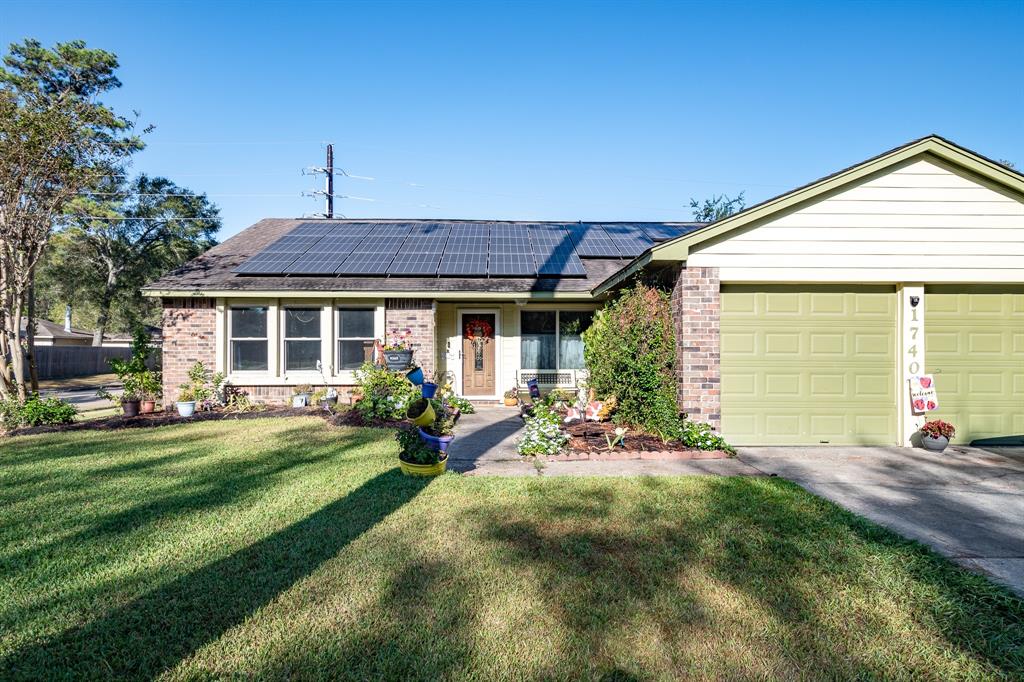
[326,144,334,219]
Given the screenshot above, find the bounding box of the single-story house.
[19,318,147,347]
[144,135,1024,447]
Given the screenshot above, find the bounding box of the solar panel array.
[234,221,701,278]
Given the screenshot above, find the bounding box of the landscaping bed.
[561,421,731,459]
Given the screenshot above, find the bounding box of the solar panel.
[638,223,692,241]
[488,252,535,276]
[387,251,442,276]
[335,251,398,275]
[438,252,488,276]
[569,224,621,257]
[447,237,488,253]
[536,251,586,276]
[603,225,654,256]
[449,223,489,238]
[233,251,301,274]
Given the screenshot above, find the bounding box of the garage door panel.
[721,285,897,445]
[925,287,1024,445]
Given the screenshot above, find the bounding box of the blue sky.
[3,0,1022,239]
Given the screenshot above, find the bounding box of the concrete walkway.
[448,406,760,477]
[737,445,1024,597]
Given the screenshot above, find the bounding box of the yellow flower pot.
[399,457,448,477]
[408,399,436,427]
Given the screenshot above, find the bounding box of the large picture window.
[230,307,268,371]
[520,310,594,370]
[284,308,321,371]
[337,308,375,370]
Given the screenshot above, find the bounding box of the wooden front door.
[461,313,496,396]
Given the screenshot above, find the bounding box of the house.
[20,318,160,348]
[144,135,1024,447]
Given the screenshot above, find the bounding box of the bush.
[354,362,418,422]
[0,394,78,429]
[517,402,569,456]
[680,420,735,454]
[582,282,681,440]
[446,394,475,415]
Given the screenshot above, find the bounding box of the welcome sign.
[909,375,939,414]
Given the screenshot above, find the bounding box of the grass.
[0,417,1021,680]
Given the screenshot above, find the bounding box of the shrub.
[582,282,681,440]
[107,329,161,401]
[680,420,735,454]
[446,394,475,415]
[517,402,569,456]
[0,394,78,429]
[354,362,418,422]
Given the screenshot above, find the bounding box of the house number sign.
[901,286,928,437]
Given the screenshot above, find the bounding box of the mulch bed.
[5,404,405,437]
[555,421,730,461]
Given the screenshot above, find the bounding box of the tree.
[53,174,220,344]
[0,39,142,400]
[689,192,746,223]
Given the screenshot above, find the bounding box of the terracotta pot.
[140,400,156,414]
[504,397,518,407]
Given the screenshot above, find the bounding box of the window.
[337,308,375,371]
[230,307,268,371]
[520,310,594,370]
[284,308,321,371]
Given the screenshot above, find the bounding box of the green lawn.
[1,418,1021,680]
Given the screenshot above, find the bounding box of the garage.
[925,286,1024,445]
[721,285,898,445]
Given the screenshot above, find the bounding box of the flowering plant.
[383,328,413,351]
[921,419,955,439]
[605,426,628,450]
[517,402,569,456]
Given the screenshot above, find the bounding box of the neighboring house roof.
[21,318,94,341]
[143,219,704,299]
[594,135,1024,294]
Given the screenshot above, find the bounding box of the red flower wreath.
[464,317,494,341]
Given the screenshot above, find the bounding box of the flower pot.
[399,455,448,477]
[504,397,518,407]
[406,366,425,385]
[292,394,310,408]
[418,427,455,453]
[140,400,156,414]
[421,382,438,399]
[922,434,949,452]
[407,398,436,428]
[176,401,196,418]
[384,350,414,371]
[121,399,141,417]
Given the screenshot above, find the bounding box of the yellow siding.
[688,159,1024,283]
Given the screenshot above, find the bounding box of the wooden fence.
[29,346,137,380]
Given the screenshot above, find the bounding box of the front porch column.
[671,266,721,430]
[385,299,436,379]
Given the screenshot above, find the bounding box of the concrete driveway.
[737,445,1024,597]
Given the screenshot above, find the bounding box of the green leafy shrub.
[354,362,418,422]
[582,282,681,440]
[0,394,78,429]
[395,424,441,465]
[517,402,568,456]
[680,420,735,454]
[107,329,161,401]
[446,394,475,414]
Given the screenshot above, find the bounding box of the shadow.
[1,467,431,679]
[445,408,524,473]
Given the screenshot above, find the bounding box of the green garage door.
[721,285,898,445]
[925,286,1024,445]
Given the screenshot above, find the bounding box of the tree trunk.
[92,276,117,347]
[26,280,39,393]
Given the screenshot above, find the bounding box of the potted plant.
[396,425,447,476]
[406,397,436,427]
[421,371,439,399]
[382,328,414,371]
[418,400,457,453]
[406,366,425,386]
[176,385,197,417]
[138,370,162,414]
[503,387,519,407]
[292,384,313,408]
[920,419,955,452]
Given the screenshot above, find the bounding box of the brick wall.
[670,266,721,429]
[385,299,435,379]
[161,297,216,405]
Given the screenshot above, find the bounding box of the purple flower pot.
[421,382,438,399]
[418,427,455,453]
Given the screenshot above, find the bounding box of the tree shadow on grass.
[1,467,431,680]
[475,477,1024,678]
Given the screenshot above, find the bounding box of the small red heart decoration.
[920,377,932,388]
[927,400,936,410]
[913,399,926,411]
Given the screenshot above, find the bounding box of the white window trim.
[280,305,325,379]
[333,300,385,383]
[228,304,271,376]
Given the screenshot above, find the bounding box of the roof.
[22,318,93,340]
[593,135,1024,295]
[144,219,703,298]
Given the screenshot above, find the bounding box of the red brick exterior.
[671,266,721,429]
[161,298,216,405]
[385,299,435,379]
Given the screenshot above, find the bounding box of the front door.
[461,312,496,396]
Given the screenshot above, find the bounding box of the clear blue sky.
[4,0,1023,239]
